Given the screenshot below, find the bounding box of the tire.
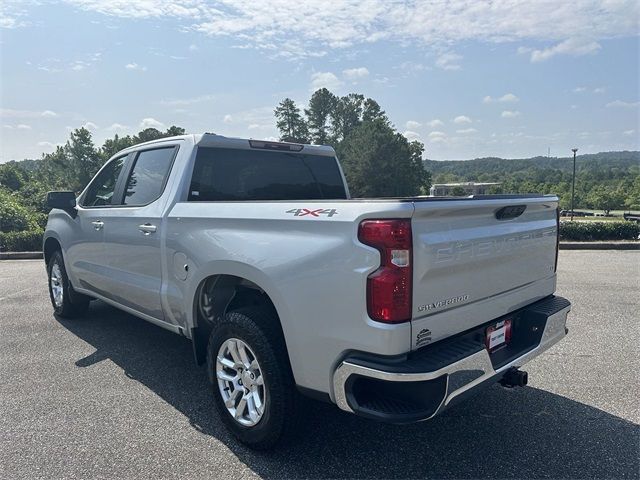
[47,250,90,318]
[206,307,301,450]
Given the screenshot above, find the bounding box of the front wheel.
[47,250,90,318]
[206,307,301,450]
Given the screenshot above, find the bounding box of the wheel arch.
[43,235,62,265]
[190,271,287,366]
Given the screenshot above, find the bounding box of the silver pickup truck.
[44,133,571,449]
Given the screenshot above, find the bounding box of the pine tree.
[274,98,309,143]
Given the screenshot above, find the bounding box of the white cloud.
[456,128,477,134]
[623,129,635,136]
[139,117,165,129]
[223,114,233,124]
[428,131,447,143]
[428,131,446,138]
[6,1,637,61]
[406,120,421,130]
[435,52,462,71]
[125,62,147,71]
[483,93,519,103]
[530,38,601,62]
[573,86,587,93]
[453,115,472,124]
[16,124,31,130]
[342,67,369,82]
[82,121,98,131]
[593,87,605,94]
[0,109,58,119]
[160,94,216,106]
[37,141,57,149]
[189,44,198,51]
[310,71,342,91]
[501,110,521,118]
[107,123,129,131]
[606,100,640,108]
[427,119,444,128]
[403,130,421,141]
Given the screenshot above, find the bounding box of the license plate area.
[485,319,512,352]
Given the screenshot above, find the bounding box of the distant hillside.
[424,151,639,182]
[423,151,639,210]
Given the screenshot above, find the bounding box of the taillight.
[358,219,412,323]
[555,207,560,272]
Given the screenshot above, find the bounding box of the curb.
[559,242,639,250]
[0,252,43,260]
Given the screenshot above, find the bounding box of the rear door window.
[123,147,176,206]
[188,147,347,201]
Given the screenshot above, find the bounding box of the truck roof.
[128,133,337,157]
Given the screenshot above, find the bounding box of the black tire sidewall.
[47,251,68,316]
[206,308,296,449]
[47,250,88,318]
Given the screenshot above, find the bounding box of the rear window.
[188,147,347,201]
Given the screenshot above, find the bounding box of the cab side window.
[123,147,176,206]
[81,156,126,207]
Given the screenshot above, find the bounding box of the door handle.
[91,220,104,231]
[138,223,157,235]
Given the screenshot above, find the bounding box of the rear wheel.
[47,250,90,318]
[206,307,301,450]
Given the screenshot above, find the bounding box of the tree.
[0,163,28,191]
[587,186,625,215]
[64,128,102,192]
[305,88,336,145]
[338,118,429,197]
[165,125,186,137]
[0,189,39,232]
[330,93,364,142]
[274,98,309,143]
[134,128,165,144]
[408,140,431,194]
[101,134,135,160]
[362,98,388,124]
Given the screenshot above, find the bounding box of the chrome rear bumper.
[333,296,571,422]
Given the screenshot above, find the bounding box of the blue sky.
[1,0,638,163]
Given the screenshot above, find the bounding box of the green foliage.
[304,88,337,145]
[0,189,40,232]
[559,221,640,241]
[274,98,309,143]
[0,229,44,252]
[338,119,429,197]
[275,89,427,197]
[426,152,639,210]
[0,124,187,247]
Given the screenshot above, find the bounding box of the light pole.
[570,148,578,221]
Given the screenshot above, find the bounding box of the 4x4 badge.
[286,208,338,217]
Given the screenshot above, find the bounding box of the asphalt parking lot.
[1,251,638,479]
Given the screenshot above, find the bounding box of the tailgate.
[410,196,558,347]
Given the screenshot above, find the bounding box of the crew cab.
[43,133,571,449]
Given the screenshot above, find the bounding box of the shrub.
[559,221,640,241]
[0,229,44,252]
[0,189,41,232]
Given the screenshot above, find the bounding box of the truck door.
[66,155,128,294]
[97,146,177,320]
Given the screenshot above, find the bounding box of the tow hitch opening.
[500,368,528,388]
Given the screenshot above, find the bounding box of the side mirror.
[47,191,77,211]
